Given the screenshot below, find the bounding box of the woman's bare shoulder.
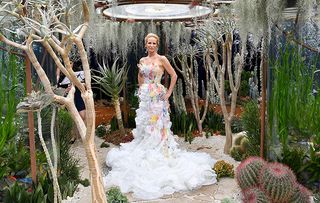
[139,57,147,64]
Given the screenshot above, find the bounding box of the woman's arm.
[161,56,177,100]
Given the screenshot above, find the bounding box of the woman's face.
[146,37,158,54]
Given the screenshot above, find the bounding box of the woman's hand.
[162,92,171,101]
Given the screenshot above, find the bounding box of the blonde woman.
[104,33,217,200]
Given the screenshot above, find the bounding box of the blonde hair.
[144,33,160,46]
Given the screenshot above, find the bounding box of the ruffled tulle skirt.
[103,83,217,200]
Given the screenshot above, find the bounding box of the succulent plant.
[234,134,245,145]
[230,146,243,161]
[260,162,296,202]
[236,156,266,190]
[242,187,270,203]
[288,184,312,203]
[240,137,250,153]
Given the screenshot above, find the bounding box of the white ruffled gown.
[103,63,217,200]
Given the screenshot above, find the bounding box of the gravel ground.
[63,133,243,203]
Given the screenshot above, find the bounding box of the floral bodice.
[139,63,163,84]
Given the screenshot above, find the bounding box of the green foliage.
[203,109,224,132]
[279,146,306,179]
[3,182,48,203]
[260,163,296,202]
[221,198,236,203]
[79,179,90,187]
[106,187,128,203]
[242,187,270,203]
[92,58,128,101]
[184,123,194,144]
[234,135,245,146]
[0,54,20,162]
[58,110,80,183]
[100,142,110,148]
[230,146,244,161]
[213,160,234,180]
[56,109,82,199]
[170,111,197,136]
[1,138,30,174]
[96,124,107,138]
[236,157,266,190]
[239,80,249,97]
[241,100,260,156]
[314,192,320,203]
[269,46,320,147]
[110,116,118,131]
[299,144,320,185]
[231,117,243,133]
[3,182,31,203]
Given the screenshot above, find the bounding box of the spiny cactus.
[260,162,296,202]
[242,187,270,203]
[240,137,250,152]
[288,184,312,203]
[234,134,245,145]
[236,157,266,190]
[230,146,243,161]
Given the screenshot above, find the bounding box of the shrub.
[230,146,243,161]
[96,124,107,138]
[106,187,128,203]
[241,101,260,156]
[213,160,234,180]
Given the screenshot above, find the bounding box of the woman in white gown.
[104,33,217,200]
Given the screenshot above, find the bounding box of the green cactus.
[234,134,245,145]
[230,146,243,161]
[242,187,270,203]
[260,162,296,202]
[236,157,266,190]
[240,137,250,153]
[288,184,312,203]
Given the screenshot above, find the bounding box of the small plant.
[236,157,266,190]
[100,142,110,148]
[213,160,234,180]
[221,198,236,203]
[242,187,270,203]
[106,187,128,203]
[79,179,90,187]
[230,146,244,161]
[96,124,107,138]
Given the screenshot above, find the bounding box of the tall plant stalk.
[269,46,320,153]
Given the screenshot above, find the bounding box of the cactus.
[236,157,266,190]
[260,162,296,202]
[242,187,270,203]
[240,137,250,153]
[288,184,312,203]
[230,146,243,161]
[234,134,245,145]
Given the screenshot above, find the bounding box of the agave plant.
[93,58,128,136]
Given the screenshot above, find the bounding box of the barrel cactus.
[242,187,270,203]
[288,184,312,203]
[260,162,296,202]
[236,157,266,190]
